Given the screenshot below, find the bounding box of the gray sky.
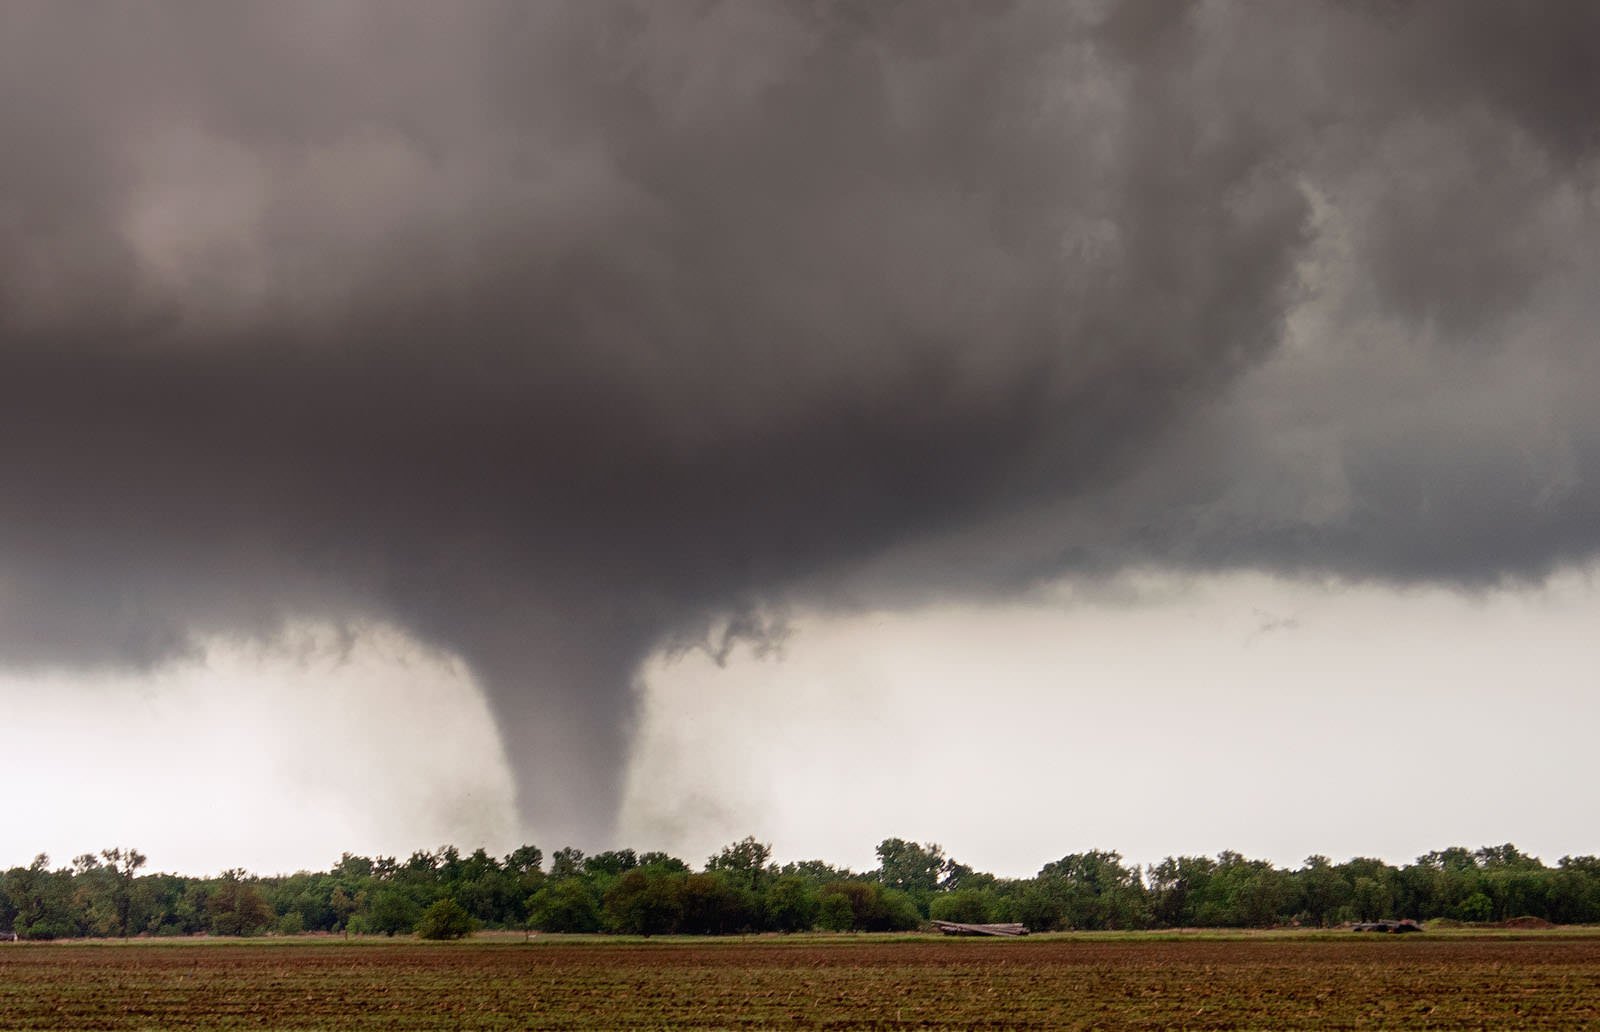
[3,1,1599,874]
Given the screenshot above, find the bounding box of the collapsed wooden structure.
[931,920,1029,937]
[1350,919,1422,933]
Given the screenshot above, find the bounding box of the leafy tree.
[585,850,639,878]
[762,876,819,932]
[330,885,361,935]
[1550,858,1600,924]
[1035,851,1147,929]
[1147,855,1216,927]
[1016,884,1065,932]
[929,889,995,924]
[778,859,855,884]
[1295,856,1351,927]
[875,839,950,897]
[1458,891,1493,923]
[365,887,421,936]
[528,879,601,933]
[639,852,691,874]
[504,845,543,876]
[209,872,272,936]
[1339,859,1396,923]
[549,848,586,881]
[817,892,854,932]
[678,873,754,935]
[818,881,920,932]
[602,869,683,936]
[333,853,375,880]
[706,837,772,894]
[417,898,476,940]
[1477,843,1542,870]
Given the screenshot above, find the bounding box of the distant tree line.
[3,840,1597,940]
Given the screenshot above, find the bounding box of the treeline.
[3,840,1599,940]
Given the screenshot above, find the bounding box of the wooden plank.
[931,921,1028,937]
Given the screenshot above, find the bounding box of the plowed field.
[2,934,1598,1029]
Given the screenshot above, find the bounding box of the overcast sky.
[3,1,1599,877]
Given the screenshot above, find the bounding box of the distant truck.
[1351,919,1422,933]
[0,931,17,942]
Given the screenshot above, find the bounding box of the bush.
[817,892,854,932]
[763,876,819,933]
[1016,888,1065,932]
[209,879,273,937]
[417,898,476,940]
[875,889,923,931]
[529,880,601,933]
[930,889,994,925]
[677,873,754,935]
[817,881,922,932]
[1457,892,1494,923]
[365,888,422,937]
[602,869,683,936]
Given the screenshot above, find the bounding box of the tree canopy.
[2,838,1595,940]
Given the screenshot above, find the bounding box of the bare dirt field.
[2,931,1598,1029]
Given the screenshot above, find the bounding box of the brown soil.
[2,935,1598,1029]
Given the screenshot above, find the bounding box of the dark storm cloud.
[3,1,1598,841]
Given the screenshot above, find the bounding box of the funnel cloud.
[4,1,1599,845]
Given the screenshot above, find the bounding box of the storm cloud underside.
[3,1,1599,844]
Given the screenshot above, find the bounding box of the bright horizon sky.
[7,567,1596,880]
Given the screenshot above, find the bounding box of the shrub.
[763,876,819,932]
[417,898,476,940]
[602,869,683,936]
[818,881,922,932]
[930,889,994,924]
[817,892,854,932]
[677,873,754,935]
[365,888,422,937]
[528,880,601,933]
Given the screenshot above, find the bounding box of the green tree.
[1458,891,1493,923]
[1295,856,1351,927]
[706,837,773,894]
[365,887,421,937]
[639,852,691,874]
[875,839,950,897]
[817,891,854,931]
[678,873,755,934]
[762,876,819,932]
[602,869,683,936]
[528,879,601,933]
[1147,855,1215,927]
[818,881,920,932]
[329,885,361,936]
[417,898,476,940]
[549,848,586,881]
[585,850,639,878]
[208,871,272,936]
[929,889,995,924]
[1035,851,1148,930]
[778,859,855,884]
